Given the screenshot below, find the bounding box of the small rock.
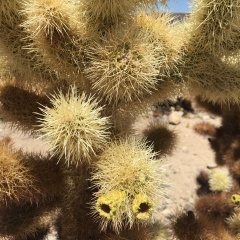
[202,115,210,120]
[148,110,153,115]
[185,112,195,119]
[197,112,205,118]
[197,112,210,120]
[160,204,167,211]
[162,115,169,124]
[182,147,188,153]
[162,208,172,218]
[153,110,162,117]
[46,233,57,240]
[168,111,183,125]
[184,204,193,212]
[189,197,195,204]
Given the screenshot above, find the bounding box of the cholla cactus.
[1,0,240,239]
[0,137,35,204]
[38,85,110,165]
[90,138,168,232]
[85,31,160,104]
[209,168,233,193]
[226,208,240,235]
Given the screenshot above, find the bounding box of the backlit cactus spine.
[1,0,240,239]
[0,0,175,239]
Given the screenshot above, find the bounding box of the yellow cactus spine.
[0,139,34,204]
[188,0,240,54]
[226,209,240,235]
[209,168,233,193]
[5,0,240,238]
[21,0,86,85]
[85,29,160,104]
[91,137,168,232]
[38,85,110,165]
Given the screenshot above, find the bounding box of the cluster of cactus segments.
[1,0,240,239]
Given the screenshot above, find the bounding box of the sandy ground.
[0,122,47,153]
[132,109,221,226]
[0,108,221,239]
[158,115,221,219]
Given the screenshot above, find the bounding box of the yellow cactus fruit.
[85,28,161,104]
[231,194,240,206]
[132,193,153,220]
[38,86,110,165]
[96,191,126,220]
[94,191,127,233]
[91,137,168,232]
[209,168,233,193]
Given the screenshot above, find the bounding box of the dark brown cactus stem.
[56,163,100,240]
[0,196,59,239]
[0,85,52,133]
